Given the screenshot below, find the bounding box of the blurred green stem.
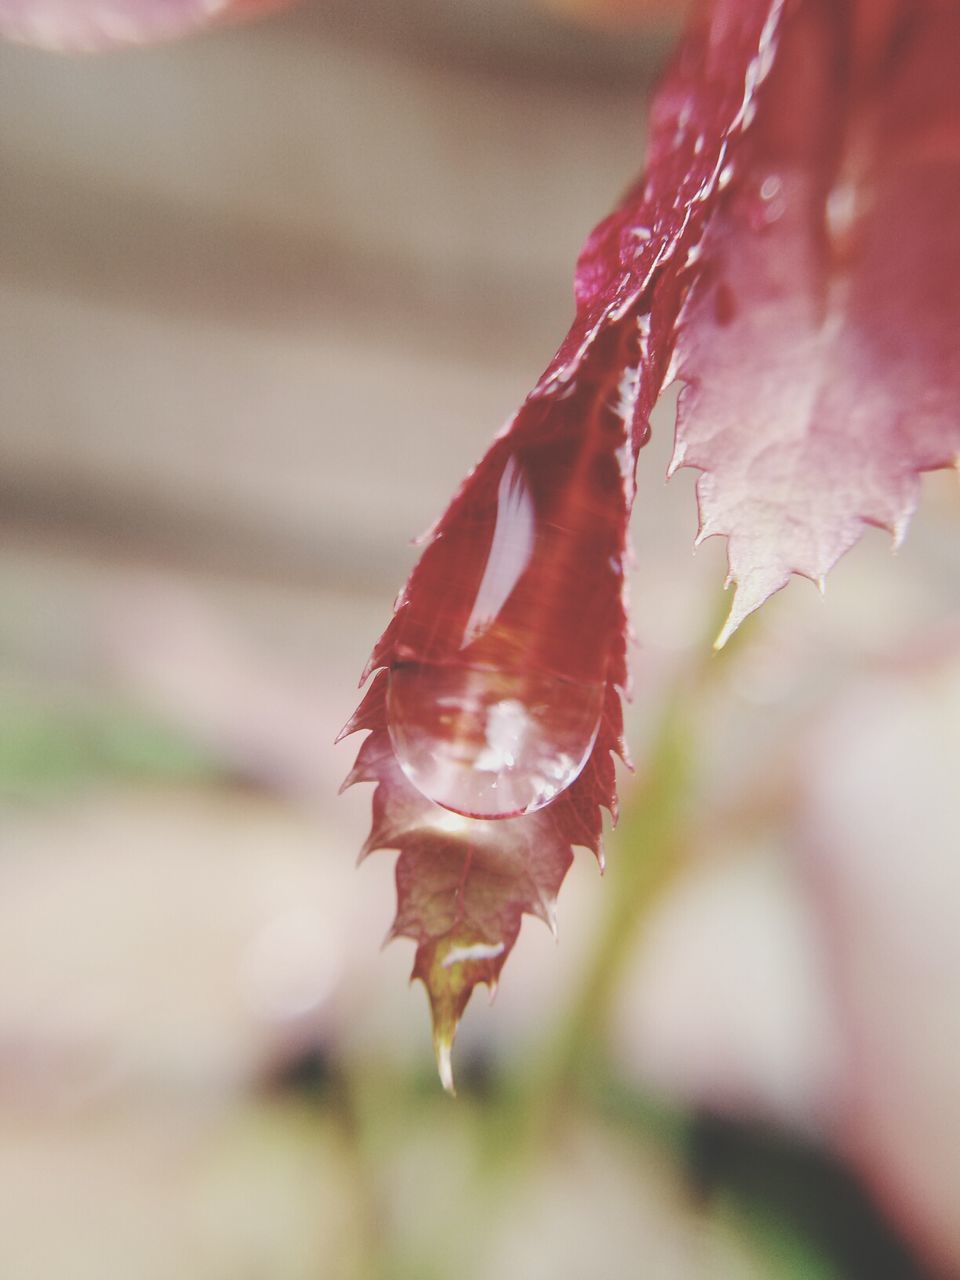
[526,601,742,1126]
[549,690,692,1092]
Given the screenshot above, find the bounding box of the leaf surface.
[671,0,960,643]
[344,0,787,1086]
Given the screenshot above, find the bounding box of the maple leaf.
[671,0,960,643]
[0,0,288,50]
[343,0,788,1088]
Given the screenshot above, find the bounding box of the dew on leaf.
[387,660,604,819]
[343,0,799,1079]
[375,318,639,824]
[383,410,627,817]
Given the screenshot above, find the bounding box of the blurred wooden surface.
[0,0,671,593]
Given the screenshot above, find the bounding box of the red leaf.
[343,0,787,1087]
[671,0,960,644]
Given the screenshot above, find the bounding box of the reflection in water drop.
[387,661,604,819]
[460,457,535,649]
[383,323,635,821]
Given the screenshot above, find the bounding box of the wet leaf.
[343,0,787,1087]
[671,0,960,643]
[348,0,959,1085]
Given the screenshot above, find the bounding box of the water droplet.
[388,661,604,819]
[383,325,634,820]
[749,171,786,228]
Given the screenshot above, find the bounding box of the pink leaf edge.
[670,0,960,645]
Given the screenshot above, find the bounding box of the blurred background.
[1,1,959,1276]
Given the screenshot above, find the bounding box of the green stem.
[551,693,692,1089]
[527,600,745,1124]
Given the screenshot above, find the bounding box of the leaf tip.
[715,566,792,649]
[414,934,510,1092]
[380,920,399,950]
[714,598,745,651]
[356,834,378,865]
[666,442,687,480]
[543,895,560,940]
[434,1027,456,1095]
[890,516,909,553]
[693,519,719,550]
[337,766,359,795]
[333,720,353,746]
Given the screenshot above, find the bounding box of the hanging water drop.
[388,661,604,819]
[384,324,638,820]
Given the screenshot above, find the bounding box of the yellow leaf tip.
[434,1029,456,1095]
[713,613,737,651]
